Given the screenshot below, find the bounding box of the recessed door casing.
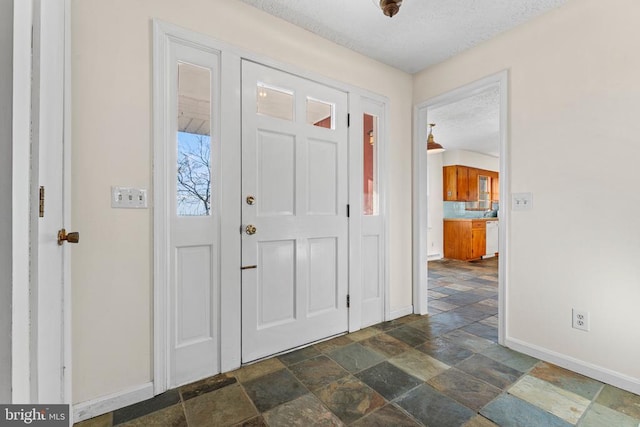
[241,61,349,362]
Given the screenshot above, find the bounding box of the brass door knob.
[245,224,257,235]
[58,228,80,245]
[246,196,256,205]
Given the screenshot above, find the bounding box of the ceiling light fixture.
[378,0,403,18]
[427,123,445,153]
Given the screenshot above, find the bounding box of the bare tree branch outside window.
[177,132,211,216]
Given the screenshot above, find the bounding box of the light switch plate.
[512,192,533,211]
[112,186,148,209]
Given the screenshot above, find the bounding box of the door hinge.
[346,204,350,218]
[346,294,350,308]
[347,113,350,127]
[39,186,45,218]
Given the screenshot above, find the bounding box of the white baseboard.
[505,337,640,395]
[427,253,442,261]
[389,305,414,320]
[73,382,154,423]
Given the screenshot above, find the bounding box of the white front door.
[241,61,349,362]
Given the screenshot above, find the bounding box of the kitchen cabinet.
[443,165,499,203]
[443,165,472,201]
[443,219,488,261]
[491,173,499,202]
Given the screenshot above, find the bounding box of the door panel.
[176,245,212,345]
[257,130,296,216]
[308,237,338,315]
[257,240,296,328]
[307,139,338,215]
[242,61,349,362]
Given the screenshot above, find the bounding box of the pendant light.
[427,123,445,153]
[376,0,403,18]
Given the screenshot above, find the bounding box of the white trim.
[152,20,170,395]
[413,71,509,346]
[12,0,33,404]
[347,94,363,332]
[380,101,391,322]
[505,338,640,395]
[411,104,428,316]
[62,0,73,405]
[218,51,242,374]
[389,305,414,321]
[72,382,154,423]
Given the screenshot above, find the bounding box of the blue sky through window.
[177,131,211,216]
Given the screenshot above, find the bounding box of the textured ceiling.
[238,0,567,74]
[428,86,500,157]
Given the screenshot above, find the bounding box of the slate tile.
[360,333,412,357]
[356,361,422,400]
[350,404,421,427]
[386,325,431,347]
[243,369,308,412]
[396,384,475,427]
[183,383,257,426]
[328,343,385,373]
[428,368,502,410]
[529,362,603,400]
[595,384,640,419]
[480,394,571,427]
[315,376,385,424]
[289,355,349,391]
[263,394,343,426]
[456,354,521,389]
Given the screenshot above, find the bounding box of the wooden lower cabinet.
[444,219,486,261]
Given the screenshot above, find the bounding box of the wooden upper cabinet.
[444,165,499,203]
[443,165,459,201]
[491,173,500,202]
[467,167,478,202]
[444,165,472,201]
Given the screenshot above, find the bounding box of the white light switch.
[112,186,148,209]
[512,192,533,211]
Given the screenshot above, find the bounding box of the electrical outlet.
[572,309,590,331]
[111,186,148,209]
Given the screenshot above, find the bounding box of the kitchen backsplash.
[443,201,499,219]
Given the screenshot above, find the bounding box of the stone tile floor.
[76,257,640,426]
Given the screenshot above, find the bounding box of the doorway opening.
[413,71,508,345]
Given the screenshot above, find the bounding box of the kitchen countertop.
[443,217,498,221]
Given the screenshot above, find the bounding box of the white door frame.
[153,20,390,395]
[12,0,72,404]
[413,70,509,344]
[12,0,35,403]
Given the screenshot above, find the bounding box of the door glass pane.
[177,62,212,216]
[307,98,334,129]
[363,113,378,215]
[257,83,294,121]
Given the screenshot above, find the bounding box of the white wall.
[0,0,13,404]
[427,153,443,259]
[443,149,499,171]
[71,0,413,403]
[415,0,640,391]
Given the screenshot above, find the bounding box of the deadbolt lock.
[245,224,257,235]
[246,196,256,205]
